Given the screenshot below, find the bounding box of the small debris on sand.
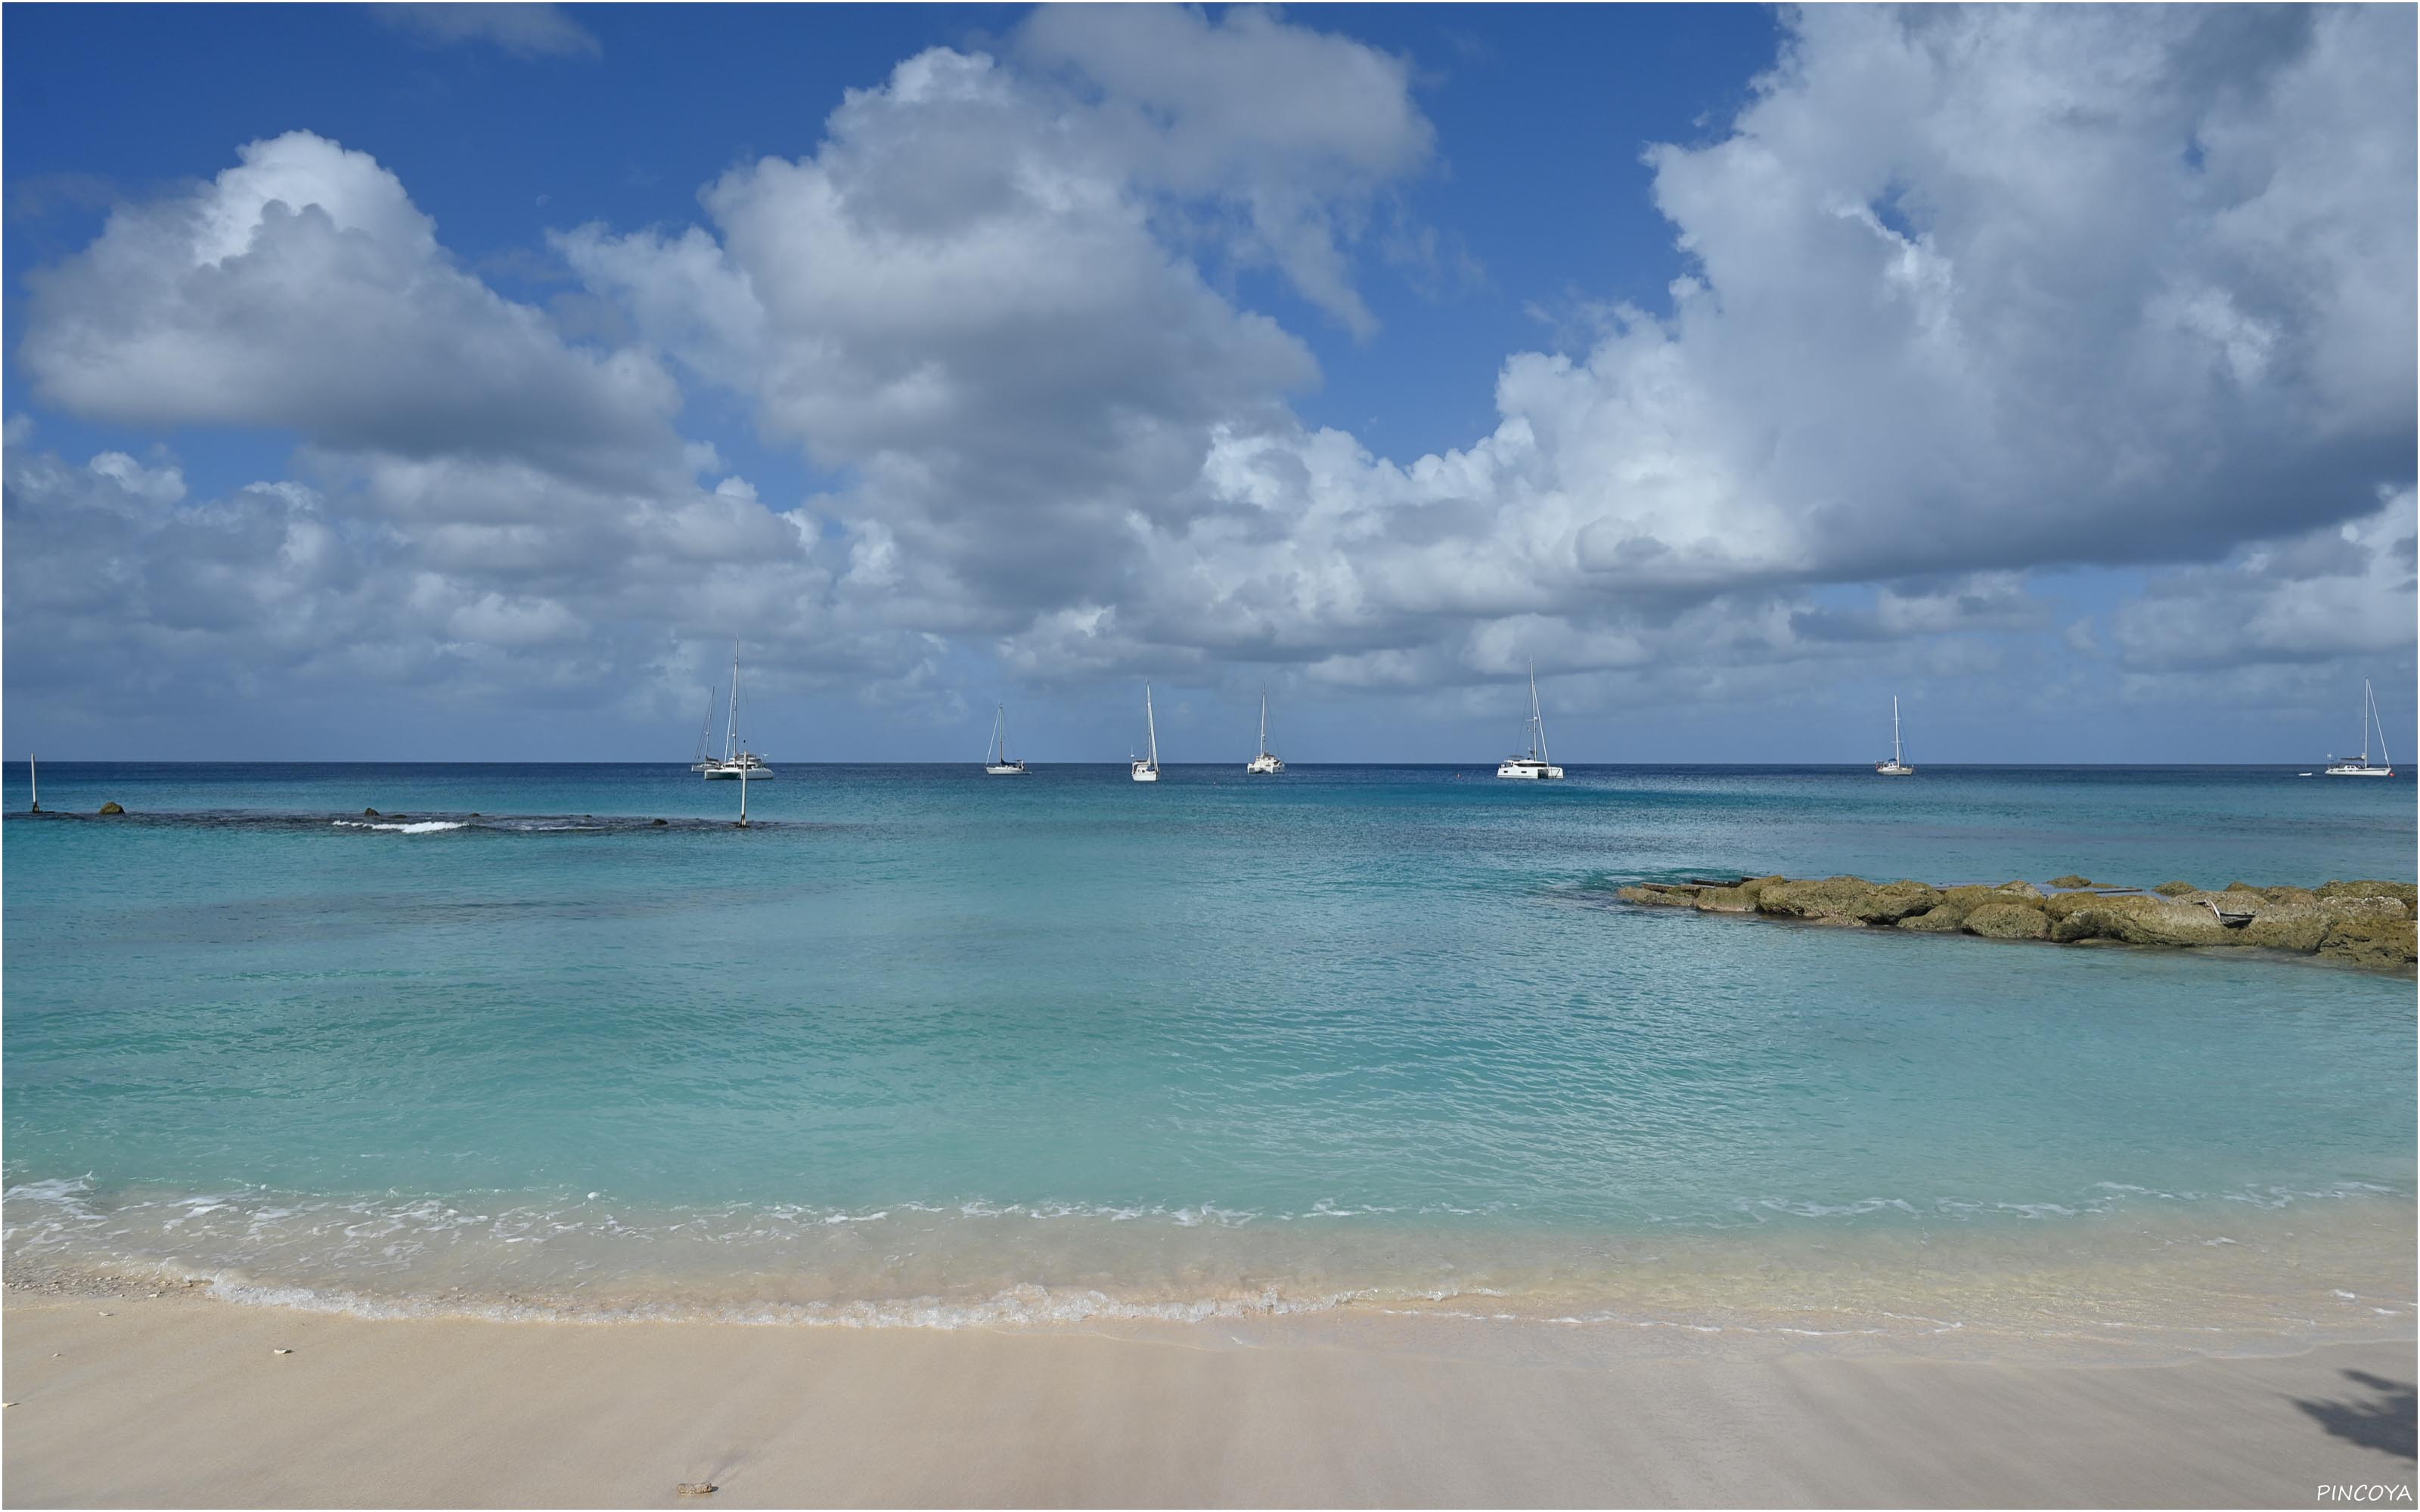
[676,1483,718,1497]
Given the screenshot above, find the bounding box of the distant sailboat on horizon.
[1245,689,1284,774]
[2323,678,2396,777]
[984,704,1028,775]
[1497,665,1564,779]
[696,640,774,779]
[1875,696,1915,776]
[1131,683,1161,782]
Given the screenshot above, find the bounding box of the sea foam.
[331,820,465,834]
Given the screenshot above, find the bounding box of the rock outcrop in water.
[1618,874,2416,971]
[96,801,123,815]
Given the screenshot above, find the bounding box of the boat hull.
[1875,762,1916,776]
[1497,761,1563,779]
[985,764,1028,776]
[2324,765,2396,777]
[1245,756,1284,774]
[1131,765,1159,782]
[701,767,774,779]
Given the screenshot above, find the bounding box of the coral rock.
[2317,916,2419,969]
[1962,902,2050,940]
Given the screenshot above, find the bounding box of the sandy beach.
[3,1287,2411,1508]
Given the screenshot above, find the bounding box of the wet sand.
[2,1289,2412,1507]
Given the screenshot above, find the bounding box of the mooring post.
[737,765,749,828]
[28,752,38,813]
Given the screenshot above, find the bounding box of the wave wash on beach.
[7,1173,2415,1369]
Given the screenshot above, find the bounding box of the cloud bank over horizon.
[7,5,2413,760]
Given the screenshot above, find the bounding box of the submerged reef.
[1618,875,2417,971]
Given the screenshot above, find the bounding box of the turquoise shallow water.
[4,763,2413,1354]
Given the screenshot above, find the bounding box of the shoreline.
[8,1188,2412,1368]
[5,1287,2412,1507]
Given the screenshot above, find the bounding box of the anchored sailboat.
[1246,689,1284,773]
[1497,665,1565,779]
[690,684,720,770]
[697,640,774,779]
[1875,696,1915,776]
[1131,683,1161,782]
[2323,678,2396,777]
[984,704,1028,775]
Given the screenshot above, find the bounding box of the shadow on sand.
[2294,1370,2418,1461]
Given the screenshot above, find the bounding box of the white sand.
[4,1289,2412,1507]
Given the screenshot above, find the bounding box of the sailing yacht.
[690,684,720,771]
[1497,665,1565,779]
[1875,696,1915,775]
[1131,683,1162,782]
[696,641,774,779]
[984,704,1028,775]
[1245,689,1284,773]
[2323,678,2397,777]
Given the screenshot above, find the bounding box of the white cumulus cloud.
[3,6,2412,755]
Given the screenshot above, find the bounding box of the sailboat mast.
[1146,683,1159,767]
[2361,679,2374,764]
[1259,689,1268,756]
[726,641,741,761]
[1893,696,1902,765]
[1529,664,1550,766]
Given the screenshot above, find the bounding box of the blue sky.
[5,3,2413,763]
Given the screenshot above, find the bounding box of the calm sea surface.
[5,763,2412,1359]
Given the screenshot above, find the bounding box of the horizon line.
[5,760,2398,772]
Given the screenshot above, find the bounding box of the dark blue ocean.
[5,763,2412,1358]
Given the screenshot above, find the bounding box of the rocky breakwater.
[1617,875,2417,971]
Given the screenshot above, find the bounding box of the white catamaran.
[1497,665,1565,779]
[2324,678,2397,777]
[695,640,774,779]
[1875,696,1915,776]
[1245,689,1283,773]
[984,704,1028,775]
[1132,683,1161,782]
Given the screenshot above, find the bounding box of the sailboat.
[1245,689,1284,773]
[690,684,720,771]
[697,640,774,779]
[2323,678,2396,777]
[1875,696,1915,775]
[984,704,1028,775]
[1131,682,1161,782]
[1497,665,1565,779]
